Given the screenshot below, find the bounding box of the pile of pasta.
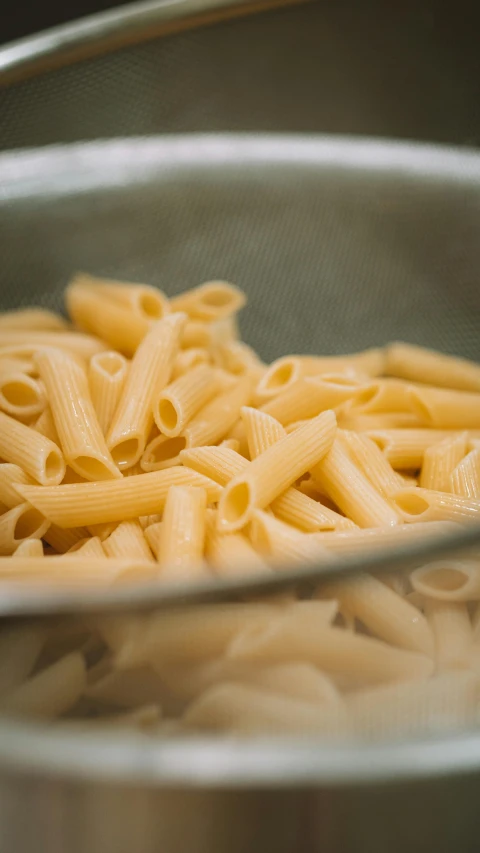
[1,272,480,737]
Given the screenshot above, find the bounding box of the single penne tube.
[366,429,461,469]
[88,350,129,435]
[348,378,421,414]
[0,331,107,361]
[144,522,162,559]
[337,430,405,497]
[408,385,480,429]
[249,510,333,567]
[420,432,468,491]
[13,538,44,557]
[271,488,357,532]
[217,410,337,532]
[311,438,401,528]
[87,521,117,541]
[180,321,212,349]
[35,347,121,481]
[227,618,434,686]
[180,446,247,486]
[0,463,36,509]
[18,467,222,527]
[260,376,366,426]
[0,308,70,332]
[107,313,186,469]
[140,434,188,471]
[73,274,169,319]
[256,350,384,400]
[314,521,460,557]
[103,520,155,561]
[239,662,342,708]
[157,486,207,578]
[33,406,60,444]
[214,340,264,378]
[0,623,47,696]
[43,523,90,553]
[65,536,107,558]
[347,671,479,740]
[172,347,211,379]
[411,560,480,601]
[319,572,434,656]
[449,448,480,499]
[206,509,271,577]
[0,557,157,585]
[182,375,252,448]
[385,342,480,392]
[241,406,286,458]
[425,598,472,669]
[0,503,50,555]
[338,412,423,431]
[0,652,86,719]
[114,603,277,669]
[170,280,246,322]
[182,682,343,735]
[392,486,480,524]
[154,365,219,436]
[0,412,65,486]
[0,371,46,420]
[66,277,152,356]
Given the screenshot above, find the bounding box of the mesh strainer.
[1,5,480,851]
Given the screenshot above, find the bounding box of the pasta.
[2,275,480,739]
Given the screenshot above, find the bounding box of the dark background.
[1,0,480,148]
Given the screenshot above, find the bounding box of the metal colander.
[1,4,480,852]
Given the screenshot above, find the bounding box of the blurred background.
[1,0,480,149]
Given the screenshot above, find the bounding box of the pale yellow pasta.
[218,410,336,532]
[140,434,188,471]
[0,652,86,719]
[43,523,90,553]
[182,375,251,448]
[0,411,65,486]
[0,331,107,361]
[348,378,420,415]
[88,350,129,435]
[228,617,434,686]
[19,467,222,527]
[33,405,60,444]
[319,572,434,656]
[450,448,480,499]
[315,521,460,556]
[157,486,207,578]
[172,347,211,379]
[206,511,271,577]
[0,463,36,509]
[218,438,240,452]
[0,308,70,332]
[35,347,121,482]
[0,356,35,376]
[85,665,164,708]
[425,599,472,669]
[0,503,50,555]
[103,520,155,562]
[260,376,365,426]
[74,274,169,320]
[311,438,400,528]
[238,662,342,707]
[144,522,162,560]
[107,313,186,469]
[257,349,384,400]
[367,428,461,469]
[87,521,118,541]
[347,672,479,740]
[65,536,107,558]
[337,412,423,431]
[0,370,46,420]
[0,624,46,697]
[181,321,212,349]
[241,406,286,458]
[420,432,468,491]
[249,510,332,566]
[408,385,480,429]
[386,342,480,392]
[411,560,480,601]
[337,429,405,497]
[154,365,219,436]
[0,557,156,585]
[180,445,247,485]
[271,488,357,532]
[170,281,246,322]
[393,487,480,524]
[13,539,44,557]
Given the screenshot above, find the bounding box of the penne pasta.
[449,448,480,499]
[206,510,271,577]
[144,522,162,560]
[425,598,472,669]
[386,342,480,393]
[0,412,65,486]
[65,536,107,558]
[0,623,47,696]
[18,467,221,528]
[170,280,246,322]
[180,445,247,486]
[74,274,169,319]
[88,350,129,435]
[172,347,211,379]
[0,331,107,361]
[0,308,69,332]
[271,488,357,532]
[393,486,480,524]
[103,520,155,562]
[420,433,468,492]
[218,410,336,532]
[107,313,186,469]
[257,350,384,400]
[33,406,60,444]
[13,538,44,557]
[411,560,480,601]
[154,365,219,436]
[43,523,90,554]
[408,385,480,429]
[315,521,460,557]
[241,406,286,458]
[0,463,36,509]
[367,428,462,469]
[0,652,86,719]
[0,503,50,555]
[249,510,333,567]
[182,375,252,448]
[260,376,365,426]
[157,486,207,578]
[35,347,121,481]
[140,434,188,472]
[0,557,157,585]
[0,370,46,420]
[311,438,401,528]
[337,430,405,497]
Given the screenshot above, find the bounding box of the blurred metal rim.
[0,0,312,84]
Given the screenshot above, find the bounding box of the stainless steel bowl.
[1,133,480,852]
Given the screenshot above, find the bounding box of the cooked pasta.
[1,275,480,738]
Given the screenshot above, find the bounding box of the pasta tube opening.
[393,491,430,517]
[141,436,187,471]
[220,481,252,528]
[92,351,126,379]
[13,506,48,540]
[109,439,141,469]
